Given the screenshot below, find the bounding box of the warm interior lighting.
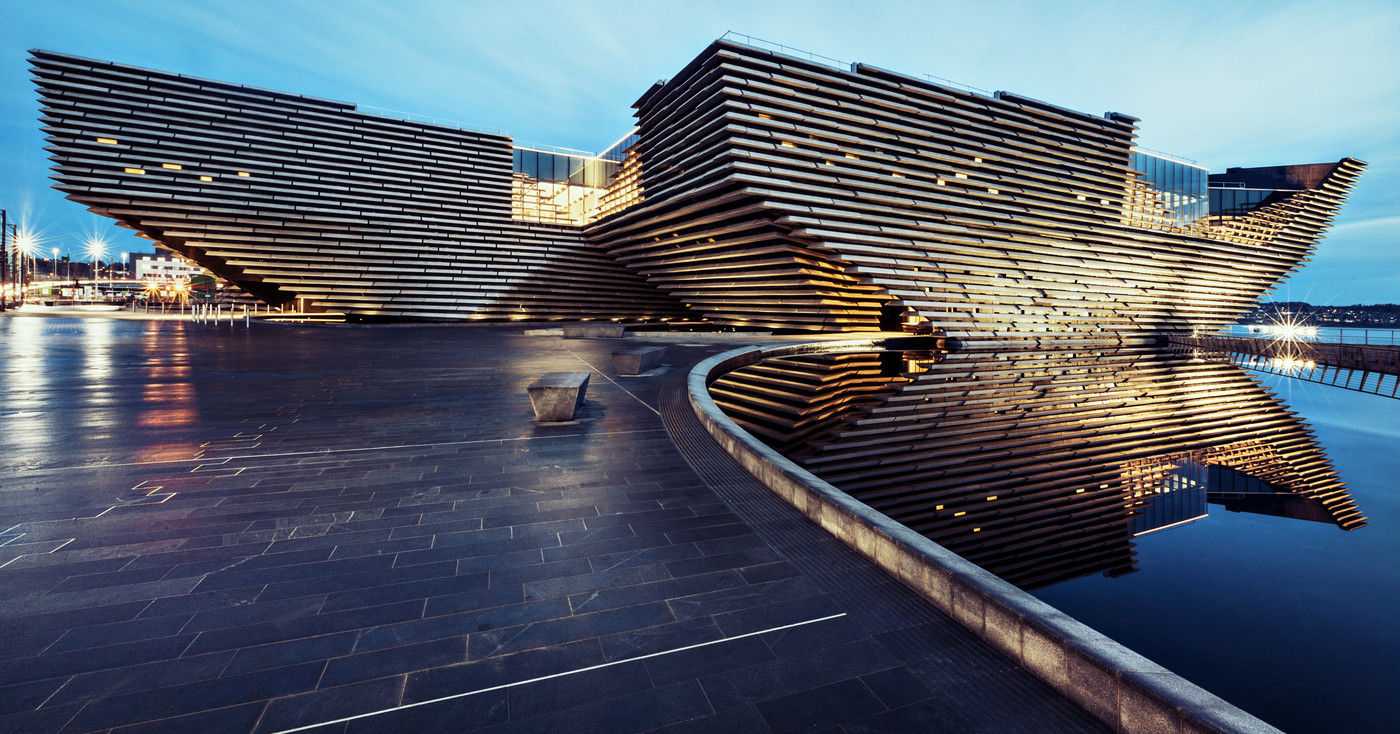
[972,527,982,533]
[953,511,967,517]
[123,167,145,175]
[986,496,998,502]
[96,137,118,145]
[935,504,944,511]
[844,152,858,160]
[987,188,999,195]
[199,175,213,182]
[780,141,796,148]
[237,171,251,177]
[1075,488,1086,494]
[757,113,771,120]
[162,163,182,170]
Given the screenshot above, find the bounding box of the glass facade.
[1208,185,1289,217]
[1128,150,1209,229]
[511,132,642,226]
[1129,458,1209,536]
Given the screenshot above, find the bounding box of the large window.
[511,133,642,226]
[1128,150,1209,229]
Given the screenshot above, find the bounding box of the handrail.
[719,30,992,97]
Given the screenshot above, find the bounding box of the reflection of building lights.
[1270,356,1317,373]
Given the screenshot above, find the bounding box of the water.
[710,346,1398,733]
[1036,375,1400,733]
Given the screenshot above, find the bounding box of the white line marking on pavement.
[565,348,662,417]
[17,429,669,473]
[270,612,848,733]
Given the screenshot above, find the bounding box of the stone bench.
[527,372,590,422]
[563,323,626,339]
[612,346,666,376]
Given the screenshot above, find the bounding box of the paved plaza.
[0,317,1104,733]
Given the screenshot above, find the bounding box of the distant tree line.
[1244,301,1400,328]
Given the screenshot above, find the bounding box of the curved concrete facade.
[30,50,687,321]
[33,40,1363,334]
[688,338,1282,734]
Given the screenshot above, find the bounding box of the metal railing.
[719,30,992,96]
[718,31,849,70]
[1227,323,1400,347]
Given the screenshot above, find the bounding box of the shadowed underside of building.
[31,39,1364,335]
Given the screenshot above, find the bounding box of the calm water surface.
[1036,375,1400,733]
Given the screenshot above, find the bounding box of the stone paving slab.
[0,318,1106,733]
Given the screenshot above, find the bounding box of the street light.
[85,236,108,289]
[120,251,129,280]
[50,247,59,278]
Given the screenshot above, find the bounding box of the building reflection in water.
[710,346,1365,589]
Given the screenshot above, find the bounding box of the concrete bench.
[563,323,626,339]
[612,346,666,376]
[527,372,590,422]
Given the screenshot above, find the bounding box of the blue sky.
[3,0,1397,303]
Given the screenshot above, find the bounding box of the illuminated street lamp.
[11,227,39,302]
[50,247,59,277]
[120,251,129,279]
[85,236,107,285]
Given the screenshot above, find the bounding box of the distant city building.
[133,253,205,280]
[30,40,1364,335]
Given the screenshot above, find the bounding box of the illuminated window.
[757,113,772,120]
[199,175,213,182]
[936,179,946,186]
[123,167,145,175]
[973,527,982,533]
[1075,488,1086,494]
[935,504,944,511]
[96,137,118,145]
[780,141,796,148]
[161,163,182,170]
[844,152,858,160]
[237,171,251,177]
[986,496,998,502]
[953,511,967,517]
[973,157,983,164]
[891,171,904,178]
[987,188,999,195]
[955,172,968,179]
[1077,194,1087,201]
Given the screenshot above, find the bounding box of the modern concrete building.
[31,36,1364,336]
[132,253,206,281]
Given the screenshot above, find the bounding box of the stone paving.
[0,317,1106,733]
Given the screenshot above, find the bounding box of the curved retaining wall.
[689,339,1280,734]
